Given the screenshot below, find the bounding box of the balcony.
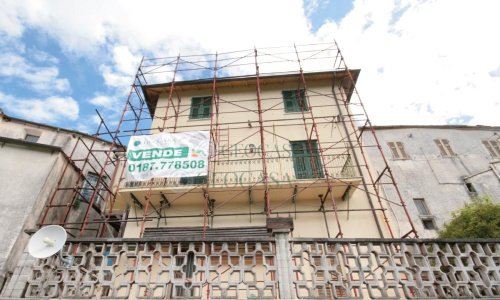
[2,235,499,299]
[117,154,361,209]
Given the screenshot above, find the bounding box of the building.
[0,109,121,291]
[363,125,500,238]
[116,70,396,240]
[1,44,498,299]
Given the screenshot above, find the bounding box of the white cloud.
[318,0,500,126]
[99,65,131,90]
[0,1,24,37]
[0,0,499,126]
[0,92,79,122]
[0,53,70,94]
[0,0,311,55]
[31,49,59,64]
[112,46,139,75]
[88,92,125,127]
[89,95,116,107]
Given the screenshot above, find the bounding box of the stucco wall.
[119,76,392,239]
[0,115,120,290]
[0,114,116,177]
[0,142,62,281]
[363,126,500,238]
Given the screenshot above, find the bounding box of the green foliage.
[439,196,500,239]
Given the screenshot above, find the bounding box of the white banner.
[126,131,209,181]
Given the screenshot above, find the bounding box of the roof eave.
[142,69,360,117]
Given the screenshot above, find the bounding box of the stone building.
[0,109,119,290]
[363,125,500,238]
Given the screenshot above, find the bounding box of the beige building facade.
[115,71,395,240]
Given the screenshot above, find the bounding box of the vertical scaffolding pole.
[95,58,147,236]
[332,86,385,238]
[254,48,271,216]
[293,44,343,237]
[203,53,219,238]
[333,41,418,238]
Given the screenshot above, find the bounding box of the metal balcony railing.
[124,154,357,189]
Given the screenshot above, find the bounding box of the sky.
[0,0,499,134]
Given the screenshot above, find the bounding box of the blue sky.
[0,0,499,134]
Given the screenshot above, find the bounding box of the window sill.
[284,111,309,114]
[187,117,211,121]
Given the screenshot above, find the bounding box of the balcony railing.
[124,154,357,189]
[2,237,498,299]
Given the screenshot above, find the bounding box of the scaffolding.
[37,41,418,239]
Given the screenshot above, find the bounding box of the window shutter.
[442,139,455,156]
[202,97,212,118]
[310,141,323,178]
[434,139,447,156]
[291,141,323,179]
[192,98,201,106]
[190,97,211,119]
[202,106,210,117]
[283,90,308,112]
[413,198,430,215]
[388,142,399,158]
[291,141,307,179]
[298,90,308,111]
[396,142,408,158]
[482,141,494,156]
[493,141,500,156]
[191,107,199,118]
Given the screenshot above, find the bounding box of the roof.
[0,135,64,154]
[365,125,500,131]
[0,110,114,145]
[142,69,360,117]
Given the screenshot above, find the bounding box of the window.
[180,176,207,185]
[413,198,430,215]
[189,96,211,119]
[434,139,455,156]
[413,198,436,230]
[24,134,40,143]
[465,182,477,197]
[421,219,436,230]
[282,89,308,112]
[79,172,108,208]
[482,140,500,158]
[290,140,323,179]
[387,142,409,159]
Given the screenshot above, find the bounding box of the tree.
[439,196,500,238]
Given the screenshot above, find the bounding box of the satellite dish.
[28,225,74,268]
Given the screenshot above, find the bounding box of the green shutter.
[180,176,207,185]
[283,90,308,112]
[291,140,323,179]
[297,89,308,111]
[190,97,212,119]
